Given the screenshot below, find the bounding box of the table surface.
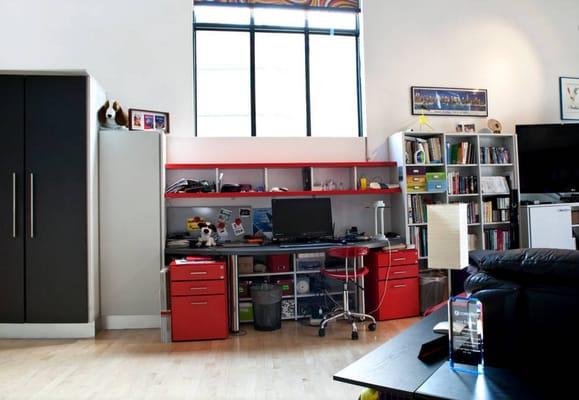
[165,239,402,256]
[333,306,448,396]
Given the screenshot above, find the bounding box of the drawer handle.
[189,271,208,275]
[392,271,406,274]
[393,284,407,288]
[190,287,208,290]
[190,301,208,305]
[393,258,406,261]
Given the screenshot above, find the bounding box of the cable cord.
[366,238,393,315]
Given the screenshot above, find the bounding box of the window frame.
[193,5,363,138]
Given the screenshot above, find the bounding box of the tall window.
[194,4,362,137]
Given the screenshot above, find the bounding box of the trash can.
[251,283,282,331]
[419,271,448,314]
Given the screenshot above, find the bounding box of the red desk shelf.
[165,188,401,199]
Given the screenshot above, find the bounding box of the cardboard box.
[238,256,254,275]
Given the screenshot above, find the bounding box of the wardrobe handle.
[12,173,16,238]
[30,173,34,239]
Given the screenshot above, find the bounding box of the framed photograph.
[411,86,488,117]
[559,77,579,120]
[128,109,170,133]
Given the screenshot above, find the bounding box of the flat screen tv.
[516,124,579,194]
[271,198,333,241]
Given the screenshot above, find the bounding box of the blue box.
[426,180,447,192]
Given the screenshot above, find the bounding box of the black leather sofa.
[465,248,579,369]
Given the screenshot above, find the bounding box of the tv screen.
[516,124,579,194]
[271,198,333,240]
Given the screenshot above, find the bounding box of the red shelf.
[165,188,401,199]
[165,161,397,170]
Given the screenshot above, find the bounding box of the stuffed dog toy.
[196,222,217,247]
[98,100,129,129]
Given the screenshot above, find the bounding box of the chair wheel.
[368,323,377,331]
[318,328,325,337]
[351,331,359,340]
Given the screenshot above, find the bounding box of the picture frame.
[128,108,170,133]
[559,77,579,120]
[411,86,488,117]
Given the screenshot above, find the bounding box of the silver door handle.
[30,173,34,239]
[12,173,16,238]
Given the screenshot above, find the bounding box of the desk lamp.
[427,204,469,332]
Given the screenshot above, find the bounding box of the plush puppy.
[98,100,128,129]
[196,222,217,247]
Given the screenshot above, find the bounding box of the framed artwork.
[128,108,170,133]
[559,77,579,120]
[411,86,488,117]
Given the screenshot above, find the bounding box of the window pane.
[196,31,251,137]
[194,5,250,25]
[309,35,358,137]
[253,8,305,27]
[307,10,357,30]
[255,33,306,137]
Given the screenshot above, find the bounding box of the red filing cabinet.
[365,249,419,320]
[170,261,229,341]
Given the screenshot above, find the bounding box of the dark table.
[335,305,563,399]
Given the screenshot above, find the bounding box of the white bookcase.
[389,131,520,260]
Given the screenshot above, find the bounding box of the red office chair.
[319,246,376,340]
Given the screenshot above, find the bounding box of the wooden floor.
[0,318,418,400]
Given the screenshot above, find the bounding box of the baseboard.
[101,315,160,330]
[0,322,96,339]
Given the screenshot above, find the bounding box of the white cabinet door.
[529,206,575,249]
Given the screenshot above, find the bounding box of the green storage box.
[426,172,446,181]
[239,302,254,322]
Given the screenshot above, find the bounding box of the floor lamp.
[427,204,469,332]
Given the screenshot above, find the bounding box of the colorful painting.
[560,77,579,120]
[411,86,488,117]
[194,0,359,10]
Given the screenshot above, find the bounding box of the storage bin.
[419,271,448,314]
[267,254,291,273]
[407,166,426,175]
[275,279,293,296]
[407,175,426,184]
[407,184,426,192]
[426,180,447,192]
[251,283,282,331]
[239,302,254,322]
[426,172,446,181]
[238,256,254,275]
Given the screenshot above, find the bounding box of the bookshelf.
[389,131,519,259]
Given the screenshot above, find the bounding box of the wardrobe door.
[25,76,88,323]
[0,76,25,322]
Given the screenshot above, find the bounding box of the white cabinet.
[520,204,576,249]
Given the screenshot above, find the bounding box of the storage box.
[238,256,254,275]
[239,279,252,299]
[407,175,426,184]
[239,302,253,322]
[276,279,293,296]
[426,180,447,192]
[297,252,325,270]
[407,184,426,192]
[426,172,446,181]
[268,254,292,273]
[407,166,426,175]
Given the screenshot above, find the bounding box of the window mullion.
[305,25,312,137]
[355,15,363,137]
[250,13,257,137]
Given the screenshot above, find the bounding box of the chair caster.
[368,323,377,331]
[318,328,325,337]
[351,331,359,340]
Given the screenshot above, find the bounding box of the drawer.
[373,249,418,267]
[374,277,419,320]
[378,264,419,280]
[426,172,446,181]
[170,262,226,282]
[426,180,447,192]
[171,295,228,341]
[407,175,426,184]
[171,280,226,296]
[407,184,426,192]
[406,166,426,175]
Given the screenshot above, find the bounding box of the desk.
[335,305,561,399]
[166,239,399,332]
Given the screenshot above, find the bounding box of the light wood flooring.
[0,318,418,400]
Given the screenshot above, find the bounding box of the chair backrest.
[326,246,369,259]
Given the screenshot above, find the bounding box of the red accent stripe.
[166,161,396,169]
[165,188,400,199]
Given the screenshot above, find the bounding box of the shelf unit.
[389,132,519,257]
[165,161,400,199]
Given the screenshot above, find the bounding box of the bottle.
[360,177,367,190]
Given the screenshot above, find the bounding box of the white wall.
[2,0,577,161]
